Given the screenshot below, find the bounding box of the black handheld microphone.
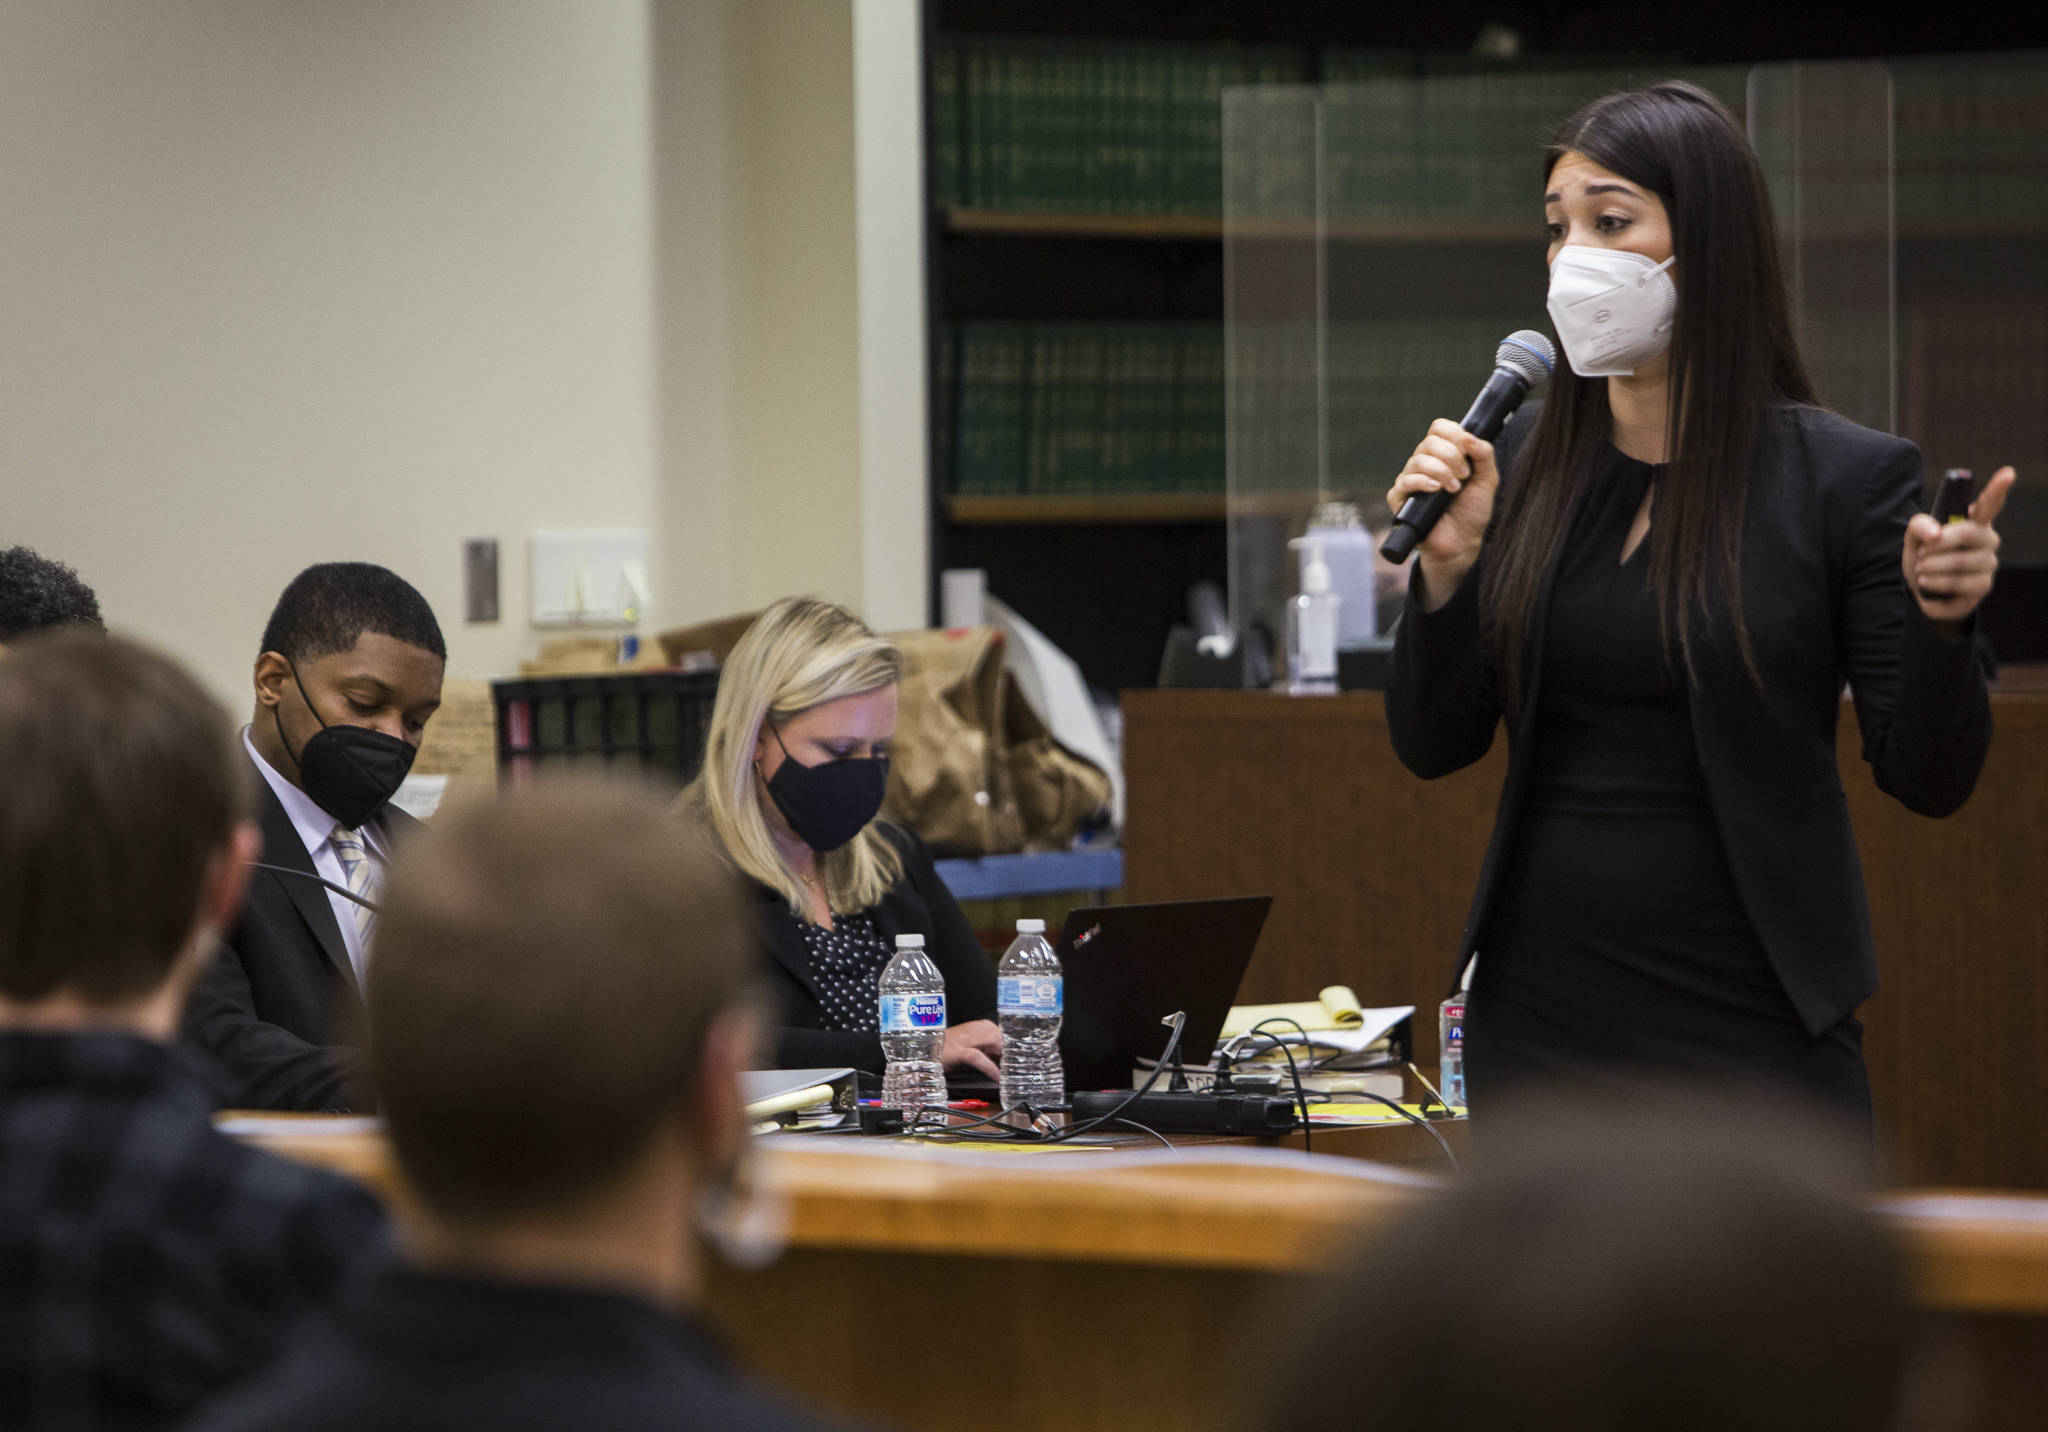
[1379,330,1556,563]
[247,862,382,914]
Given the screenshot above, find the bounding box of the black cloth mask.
[762,722,888,854]
[275,663,417,831]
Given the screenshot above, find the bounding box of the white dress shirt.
[242,727,388,988]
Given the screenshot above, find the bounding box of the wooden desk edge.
[228,1123,2048,1312]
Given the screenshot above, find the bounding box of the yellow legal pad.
[1219,985,1368,1037]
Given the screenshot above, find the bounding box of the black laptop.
[942,895,1272,1100]
[1055,896,1272,1093]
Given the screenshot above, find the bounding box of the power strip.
[1070,1089,1300,1134]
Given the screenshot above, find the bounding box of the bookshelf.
[923,7,2048,689]
[947,493,1226,524]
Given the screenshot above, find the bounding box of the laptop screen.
[1055,896,1272,1093]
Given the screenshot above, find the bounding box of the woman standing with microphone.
[1384,81,2013,1128]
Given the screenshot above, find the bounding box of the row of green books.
[933,38,1308,216]
[1893,54,2048,224]
[938,322,1225,497]
[1230,316,1538,498]
[930,38,1751,222]
[939,305,1939,507]
[1308,64,1750,226]
[937,317,1550,502]
[934,38,2048,228]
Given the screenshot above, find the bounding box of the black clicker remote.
[1930,467,1977,525]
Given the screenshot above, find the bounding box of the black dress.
[1467,446,1870,1120]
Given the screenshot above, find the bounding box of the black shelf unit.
[921,3,2048,688]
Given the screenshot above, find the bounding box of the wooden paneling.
[1121,690,1507,1070]
[709,1248,1281,1432]
[1854,688,2048,1189]
[1122,683,2048,1187]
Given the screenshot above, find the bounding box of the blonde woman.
[682,597,1002,1078]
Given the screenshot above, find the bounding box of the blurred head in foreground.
[1255,1093,1974,1432]
[0,545,104,649]
[370,779,757,1303]
[0,631,252,1031]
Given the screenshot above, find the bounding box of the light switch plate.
[463,539,499,623]
[529,530,648,627]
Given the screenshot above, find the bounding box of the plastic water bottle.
[998,919,1064,1111]
[879,933,948,1113]
[1438,960,1474,1109]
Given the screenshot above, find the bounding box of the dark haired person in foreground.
[182,562,445,1111]
[189,784,862,1432]
[0,544,104,646]
[1253,1097,1972,1432]
[0,634,386,1431]
[1384,82,2012,1128]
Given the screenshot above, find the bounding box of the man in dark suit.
[187,784,861,1432]
[182,563,445,1111]
[0,633,386,1430]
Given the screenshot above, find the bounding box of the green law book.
[1065,326,1109,495]
[931,40,962,209]
[1013,44,1054,211]
[1143,325,1181,492]
[1177,327,1227,493]
[989,323,1031,497]
[932,322,958,497]
[963,41,992,208]
[1024,325,1060,496]
[1097,326,1134,495]
[1135,44,1171,214]
[952,325,992,496]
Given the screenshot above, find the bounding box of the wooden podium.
[1122,676,2048,1190]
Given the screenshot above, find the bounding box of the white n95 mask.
[1546,245,1677,378]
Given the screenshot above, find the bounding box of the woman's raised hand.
[1385,419,1501,608]
[1904,465,2016,627]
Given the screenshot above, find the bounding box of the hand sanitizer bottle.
[1287,539,1341,695]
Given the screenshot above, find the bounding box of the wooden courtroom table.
[1122,677,2048,1190]
[233,1118,2048,1432]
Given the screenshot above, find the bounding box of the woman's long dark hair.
[1481,81,1816,715]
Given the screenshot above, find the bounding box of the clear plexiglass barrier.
[1223,52,2048,659]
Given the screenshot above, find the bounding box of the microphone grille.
[1495,330,1556,387]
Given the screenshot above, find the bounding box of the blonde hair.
[682,597,905,919]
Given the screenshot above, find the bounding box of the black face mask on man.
[274,663,417,830]
[761,722,888,853]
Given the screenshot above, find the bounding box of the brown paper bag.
[1002,681,1112,851]
[881,626,1024,857]
[655,613,762,670]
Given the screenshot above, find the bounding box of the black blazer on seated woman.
[752,823,997,1072]
[1387,403,1994,1038]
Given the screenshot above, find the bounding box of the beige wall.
[1,0,669,705]
[725,1,865,615]
[1,0,927,707]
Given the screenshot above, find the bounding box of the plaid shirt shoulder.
[0,1033,388,1431]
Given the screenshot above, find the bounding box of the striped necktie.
[329,823,381,954]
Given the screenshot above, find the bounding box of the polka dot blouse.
[801,913,895,1034]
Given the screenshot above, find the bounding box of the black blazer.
[754,823,998,1072]
[181,755,420,1111]
[1387,404,1993,1036]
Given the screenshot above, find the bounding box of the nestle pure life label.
[881,991,947,1032]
